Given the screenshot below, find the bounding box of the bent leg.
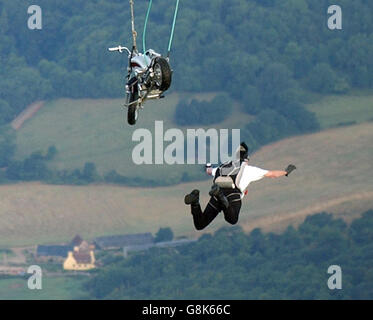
[191,197,221,230]
[223,193,242,225]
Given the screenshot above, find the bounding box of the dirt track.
[11,101,44,130]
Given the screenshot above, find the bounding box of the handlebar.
[108,46,131,55]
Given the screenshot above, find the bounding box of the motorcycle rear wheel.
[153,57,172,91]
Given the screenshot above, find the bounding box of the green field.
[306,90,373,129]
[14,93,252,184]
[0,276,85,300]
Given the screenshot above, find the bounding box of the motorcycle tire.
[127,90,139,125]
[153,57,172,91]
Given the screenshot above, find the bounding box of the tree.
[174,93,232,126]
[0,126,15,167]
[279,102,320,133]
[45,145,58,160]
[0,100,13,125]
[242,85,261,114]
[306,63,339,93]
[82,162,100,183]
[154,227,174,243]
[257,63,295,109]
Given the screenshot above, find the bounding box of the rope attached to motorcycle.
[167,0,180,58]
[143,0,153,55]
[141,0,180,58]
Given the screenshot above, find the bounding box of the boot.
[209,184,229,209]
[184,189,200,206]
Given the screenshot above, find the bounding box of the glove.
[285,164,296,176]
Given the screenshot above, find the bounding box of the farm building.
[36,245,73,259]
[63,247,95,271]
[63,237,96,271]
[94,233,154,250]
[36,235,93,261]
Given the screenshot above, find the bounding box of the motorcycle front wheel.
[127,90,139,125]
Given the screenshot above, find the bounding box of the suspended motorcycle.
[108,0,180,125]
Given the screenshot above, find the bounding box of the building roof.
[37,245,73,257]
[94,233,154,249]
[73,250,92,264]
[70,235,83,247]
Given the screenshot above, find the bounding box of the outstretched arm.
[265,164,296,178]
[265,170,287,178]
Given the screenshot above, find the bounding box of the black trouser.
[191,189,242,230]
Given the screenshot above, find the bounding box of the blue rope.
[142,0,180,57]
[143,0,153,54]
[167,0,180,57]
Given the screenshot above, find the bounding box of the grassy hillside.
[2,122,373,247]
[14,93,252,183]
[306,90,373,129]
[14,90,373,183]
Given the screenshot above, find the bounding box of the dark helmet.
[239,142,249,161]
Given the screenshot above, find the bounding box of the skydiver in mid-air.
[184,142,296,230]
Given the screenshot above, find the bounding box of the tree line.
[0,143,190,187]
[82,210,373,300]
